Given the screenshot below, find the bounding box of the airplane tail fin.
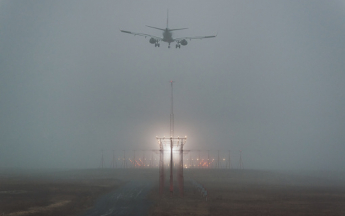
[166,9,187,31]
[146,10,188,31]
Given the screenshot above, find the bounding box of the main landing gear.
[176,44,181,48]
[155,43,160,47]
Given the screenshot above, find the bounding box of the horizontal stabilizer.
[146,25,165,31]
[120,30,132,34]
[169,28,188,31]
[204,35,216,38]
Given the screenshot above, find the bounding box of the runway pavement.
[81,180,154,216]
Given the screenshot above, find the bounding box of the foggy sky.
[1,0,345,170]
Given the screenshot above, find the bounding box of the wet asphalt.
[80,181,154,216]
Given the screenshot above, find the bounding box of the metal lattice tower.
[158,140,165,194]
[133,150,136,168]
[123,150,127,169]
[156,82,187,196]
[101,150,104,169]
[239,150,243,169]
[169,138,173,194]
[189,152,192,167]
[150,152,154,167]
[170,81,174,138]
[228,150,231,169]
[198,150,201,168]
[217,150,220,169]
[207,150,210,168]
[170,81,174,194]
[142,150,146,168]
[112,150,117,168]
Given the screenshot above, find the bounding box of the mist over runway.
[0,1,345,171]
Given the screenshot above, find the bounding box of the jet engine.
[180,39,188,46]
[149,38,157,44]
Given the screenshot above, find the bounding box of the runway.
[81,180,154,216]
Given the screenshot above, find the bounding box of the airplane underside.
[152,39,185,48]
[153,41,181,49]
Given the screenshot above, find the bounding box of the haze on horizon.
[0,0,344,170]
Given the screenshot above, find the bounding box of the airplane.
[120,10,217,48]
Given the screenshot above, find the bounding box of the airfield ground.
[1,169,345,216]
[0,169,127,216]
[149,169,345,216]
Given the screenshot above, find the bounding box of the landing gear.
[155,43,160,47]
[176,44,181,48]
[168,43,170,48]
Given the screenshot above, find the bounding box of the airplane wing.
[174,34,217,41]
[120,30,163,41]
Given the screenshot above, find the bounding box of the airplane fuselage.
[162,29,174,43]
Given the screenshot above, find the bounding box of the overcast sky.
[0,0,344,170]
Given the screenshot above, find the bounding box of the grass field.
[0,169,126,216]
[149,169,345,216]
[1,168,345,215]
